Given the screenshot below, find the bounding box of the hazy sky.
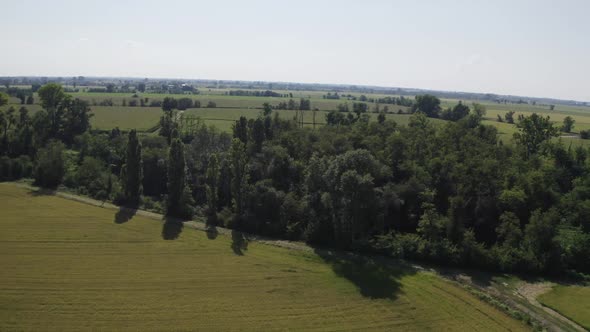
[1,0,589,101]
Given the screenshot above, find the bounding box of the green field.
[90,106,162,131]
[0,184,526,331]
[537,285,590,330]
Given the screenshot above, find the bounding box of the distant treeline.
[323,93,413,107]
[274,99,311,111]
[2,76,587,107]
[226,90,289,98]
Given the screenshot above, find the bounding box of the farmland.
[0,183,527,331]
[3,87,590,148]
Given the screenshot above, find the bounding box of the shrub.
[76,156,109,199]
[0,156,11,181]
[34,141,65,188]
[149,100,163,107]
[217,207,236,228]
[0,155,33,181]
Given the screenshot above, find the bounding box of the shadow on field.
[28,188,56,196]
[206,214,219,240]
[206,225,219,240]
[114,207,137,224]
[314,248,416,300]
[437,266,497,289]
[231,229,248,255]
[162,218,184,240]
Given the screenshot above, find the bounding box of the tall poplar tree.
[166,136,194,218]
[122,129,142,205]
[205,153,220,221]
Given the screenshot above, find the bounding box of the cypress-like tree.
[230,138,249,219]
[122,129,142,205]
[205,153,220,221]
[250,118,265,153]
[166,137,194,218]
[232,116,249,144]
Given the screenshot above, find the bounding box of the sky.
[1,0,589,101]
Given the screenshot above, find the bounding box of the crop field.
[0,184,526,331]
[90,106,162,131]
[537,285,590,330]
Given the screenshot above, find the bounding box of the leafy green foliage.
[205,153,220,220]
[513,113,559,156]
[230,138,249,221]
[122,130,142,205]
[411,94,441,118]
[166,138,193,219]
[441,102,470,121]
[562,116,575,133]
[34,140,65,188]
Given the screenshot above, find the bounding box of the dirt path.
[9,182,587,331]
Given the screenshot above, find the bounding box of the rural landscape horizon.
[5,75,589,104]
[1,1,590,331]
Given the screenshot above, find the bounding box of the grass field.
[90,106,162,131]
[0,183,526,331]
[537,285,590,330]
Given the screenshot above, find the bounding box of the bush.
[76,156,109,199]
[34,141,65,188]
[0,156,33,181]
[142,196,163,213]
[580,130,590,139]
[149,100,163,107]
[0,156,11,180]
[14,156,33,179]
[217,207,236,228]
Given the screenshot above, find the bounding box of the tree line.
[226,90,288,98]
[1,86,589,276]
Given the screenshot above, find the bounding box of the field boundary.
[6,181,583,331]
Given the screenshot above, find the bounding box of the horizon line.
[2,74,588,105]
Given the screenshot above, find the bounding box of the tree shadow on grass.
[231,229,248,255]
[114,207,137,224]
[206,225,219,240]
[206,214,219,240]
[27,188,56,196]
[313,248,416,300]
[162,218,184,240]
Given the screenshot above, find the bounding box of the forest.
[1,84,589,275]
